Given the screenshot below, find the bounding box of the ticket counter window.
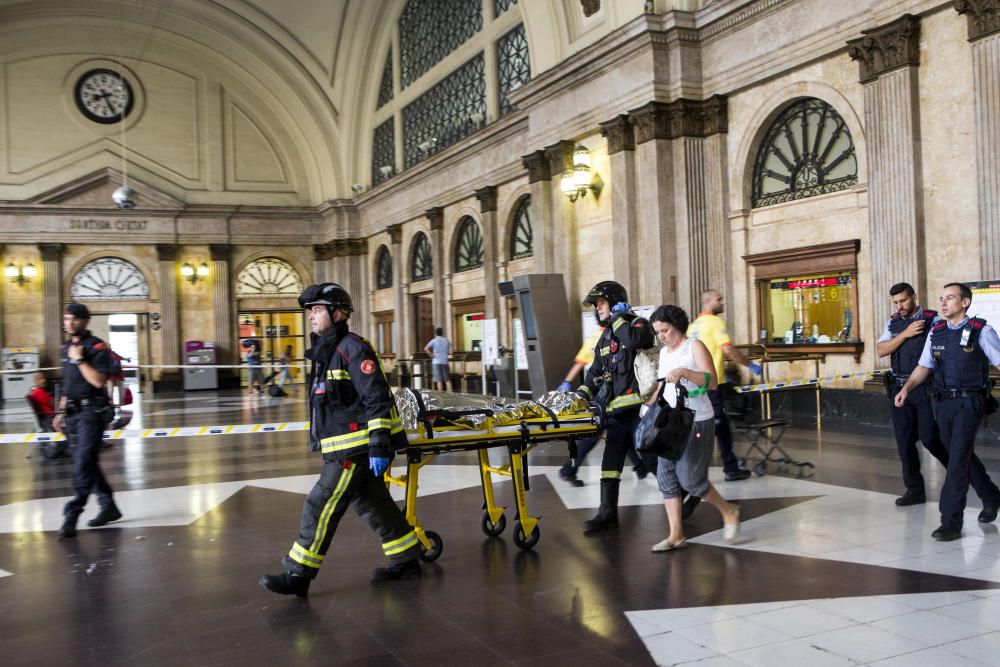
[761,272,857,345]
[458,312,485,352]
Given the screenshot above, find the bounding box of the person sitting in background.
[27,372,55,431]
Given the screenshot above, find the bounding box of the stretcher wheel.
[754,461,767,477]
[513,522,540,550]
[419,530,443,562]
[481,513,506,537]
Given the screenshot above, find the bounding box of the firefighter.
[575,281,654,533]
[260,283,420,596]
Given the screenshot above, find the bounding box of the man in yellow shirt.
[688,290,762,483]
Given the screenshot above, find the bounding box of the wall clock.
[74,68,134,124]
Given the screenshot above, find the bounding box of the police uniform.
[916,316,1000,534]
[879,308,951,500]
[576,304,654,532]
[60,328,117,530]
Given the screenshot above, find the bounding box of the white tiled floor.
[627,592,1000,666]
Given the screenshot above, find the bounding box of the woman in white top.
[647,305,741,551]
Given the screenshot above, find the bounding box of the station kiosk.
[183,341,218,391]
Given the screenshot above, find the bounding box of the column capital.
[425,207,444,231]
[847,14,920,84]
[386,223,403,244]
[156,244,178,261]
[313,243,335,261]
[209,244,230,261]
[544,140,575,175]
[629,97,729,144]
[342,238,367,256]
[599,114,635,155]
[37,243,63,261]
[475,185,498,213]
[521,150,551,183]
[955,0,1000,42]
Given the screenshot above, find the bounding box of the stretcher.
[385,388,601,560]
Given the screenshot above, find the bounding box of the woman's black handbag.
[635,383,695,460]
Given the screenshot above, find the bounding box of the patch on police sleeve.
[360,359,376,374]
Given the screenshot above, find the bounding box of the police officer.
[260,283,420,596]
[55,302,120,538]
[896,282,1000,541]
[574,281,654,533]
[877,282,997,508]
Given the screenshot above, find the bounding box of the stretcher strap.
[409,387,434,440]
[531,401,560,429]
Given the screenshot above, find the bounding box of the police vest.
[888,309,936,377]
[930,317,990,392]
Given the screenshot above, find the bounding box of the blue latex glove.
[556,380,573,392]
[748,362,763,376]
[369,456,390,477]
[611,301,631,315]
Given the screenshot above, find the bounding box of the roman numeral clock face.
[74,69,134,124]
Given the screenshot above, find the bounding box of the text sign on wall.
[69,219,149,231]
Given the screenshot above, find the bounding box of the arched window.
[71,257,149,300]
[410,232,433,282]
[375,245,393,289]
[509,196,533,260]
[399,0,482,88]
[376,49,393,110]
[751,98,858,208]
[236,257,304,297]
[454,217,483,272]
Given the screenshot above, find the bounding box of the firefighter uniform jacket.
[307,320,406,460]
[577,313,654,414]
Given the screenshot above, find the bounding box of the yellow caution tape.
[0,421,310,445]
[734,369,887,394]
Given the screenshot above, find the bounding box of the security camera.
[351,183,364,194]
[378,165,394,177]
[417,138,437,153]
[112,186,137,210]
[469,112,484,125]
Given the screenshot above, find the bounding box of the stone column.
[38,243,63,367]
[209,244,233,372]
[955,1,1000,276]
[388,224,406,357]
[155,244,180,384]
[313,243,334,284]
[426,207,446,331]
[475,185,501,322]
[544,140,576,296]
[703,97,731,293]
[521,150,553,273]
[848,14,923,340]
[630,103,677,307]
[599,115,639,298]
[345,239,368,336]
[0,243,5,348]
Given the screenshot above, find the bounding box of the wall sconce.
[560,145,603,202]
[180,262,209,284]
[4,262,37,285]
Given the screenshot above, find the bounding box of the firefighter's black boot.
[259,572,310,597]
[372,557,421,582]
[583,479,620,533]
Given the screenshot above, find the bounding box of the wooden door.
[414,296,434,353]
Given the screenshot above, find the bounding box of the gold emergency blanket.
[393,388,590,430]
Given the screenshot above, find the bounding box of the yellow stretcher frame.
[383,409,600,560]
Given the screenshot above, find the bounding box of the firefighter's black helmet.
[583,281,628,308]
[299,283,354,316]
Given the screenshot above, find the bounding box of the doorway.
[88,312,146,397]
[413,295,434,352]
[237,310,307,387]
